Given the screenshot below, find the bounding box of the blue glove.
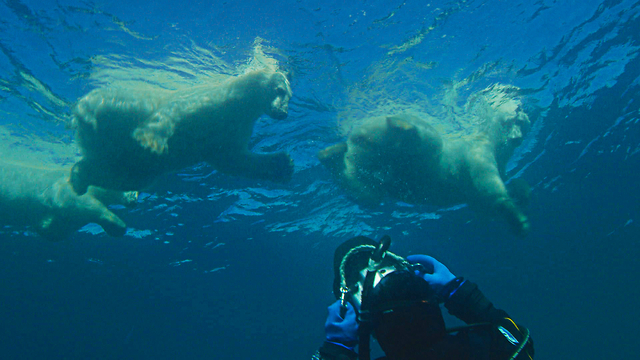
[324,300,358,350]
[406,255,461,301]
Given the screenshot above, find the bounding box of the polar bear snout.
[269,100,289,120]
[267,90,291,120]
[271,109,289,120]
[265,72,292,120]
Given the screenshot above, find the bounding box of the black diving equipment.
[334,235,441,360]
[332,235,532,360]
[361,270,445,360]
[333,236,530,360]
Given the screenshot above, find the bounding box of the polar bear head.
[491,100,530,155]
[232,69,292,120]
[263,71,292,120]
[475,84,531,154]
[240,70,292,120]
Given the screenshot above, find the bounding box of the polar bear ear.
[385,115,421,145]
[386,115,418,133]
[386,114,444,156]
[278,69,293,83]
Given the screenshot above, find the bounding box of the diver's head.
[333,236,446,359]
[363,270,445,359]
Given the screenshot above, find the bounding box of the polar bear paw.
[262,152,294,183]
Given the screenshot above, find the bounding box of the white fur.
[319,101,531,236]
[70,69,293,194]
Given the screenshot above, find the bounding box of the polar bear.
[70,69,294,195]
[0,161,137,241]
[318,98,531,236]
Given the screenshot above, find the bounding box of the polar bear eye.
[276,87,288,97]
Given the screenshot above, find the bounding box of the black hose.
[371,235,391,262]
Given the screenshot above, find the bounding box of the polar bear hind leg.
[317,142,348,176]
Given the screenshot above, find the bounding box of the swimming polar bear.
[70,69,294,195]
[319,91,531,236]
[0,162,136,241]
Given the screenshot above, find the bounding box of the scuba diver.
[312,235,534,360]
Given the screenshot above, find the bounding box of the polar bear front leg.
[132,113,176,155]
[467,145,529,236]
[317,142,348,176]
[70,158,95,195]
[473,174,531,236]
[493,197,530,237]
[469,166,530,236]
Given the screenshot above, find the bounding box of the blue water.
[1,0,639,359]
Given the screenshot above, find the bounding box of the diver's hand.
[407,255,457,300]
[325,300,358,350]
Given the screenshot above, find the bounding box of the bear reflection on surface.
[319,92,531,236]
[70,69,294,195]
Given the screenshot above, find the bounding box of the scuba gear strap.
[356,236,391,360]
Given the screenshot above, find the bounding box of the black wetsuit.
[312,280,534,360]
